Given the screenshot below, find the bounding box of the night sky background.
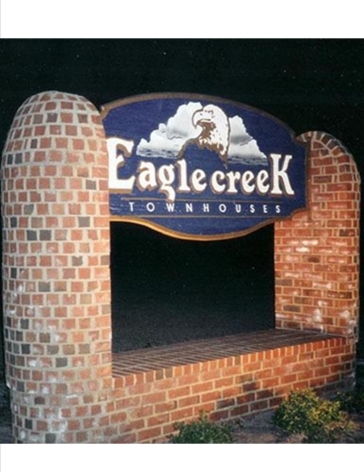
[0,39,364,353]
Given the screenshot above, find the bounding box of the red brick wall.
[275,131,361,338]
[1,94,360,443]
[106,336,354,443]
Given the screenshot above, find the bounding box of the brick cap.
[299,130,361,184]
[14,90,99,118]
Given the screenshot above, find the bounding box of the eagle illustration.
[191,104,231,165]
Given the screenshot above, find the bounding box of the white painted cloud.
[136,103,267,165]
[227,116,267,164]
[136,102,202,158]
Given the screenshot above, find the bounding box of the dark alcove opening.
[110,222,275,352]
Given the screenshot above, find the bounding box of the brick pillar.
[1,91,112,443]
[275,131,360,338]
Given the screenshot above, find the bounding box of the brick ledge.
[112,329,340,384]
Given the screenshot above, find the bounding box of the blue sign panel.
[102,93,307,241]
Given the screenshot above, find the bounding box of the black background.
[1,40,363,158]
[0,39,363,352]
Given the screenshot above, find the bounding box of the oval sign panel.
[102,93,307,241]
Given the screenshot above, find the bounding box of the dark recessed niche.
[110,222,274,352]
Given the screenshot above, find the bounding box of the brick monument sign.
[1,91,360,443]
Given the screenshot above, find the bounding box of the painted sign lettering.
[102,94,307,240]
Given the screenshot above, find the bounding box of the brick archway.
[1,93,360,443]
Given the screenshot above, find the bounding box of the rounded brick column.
[1,91,112,443]
[275,131,361,338]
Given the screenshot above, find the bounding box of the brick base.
[107,330,355,443]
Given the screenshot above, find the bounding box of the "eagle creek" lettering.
[107,137,295,203]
